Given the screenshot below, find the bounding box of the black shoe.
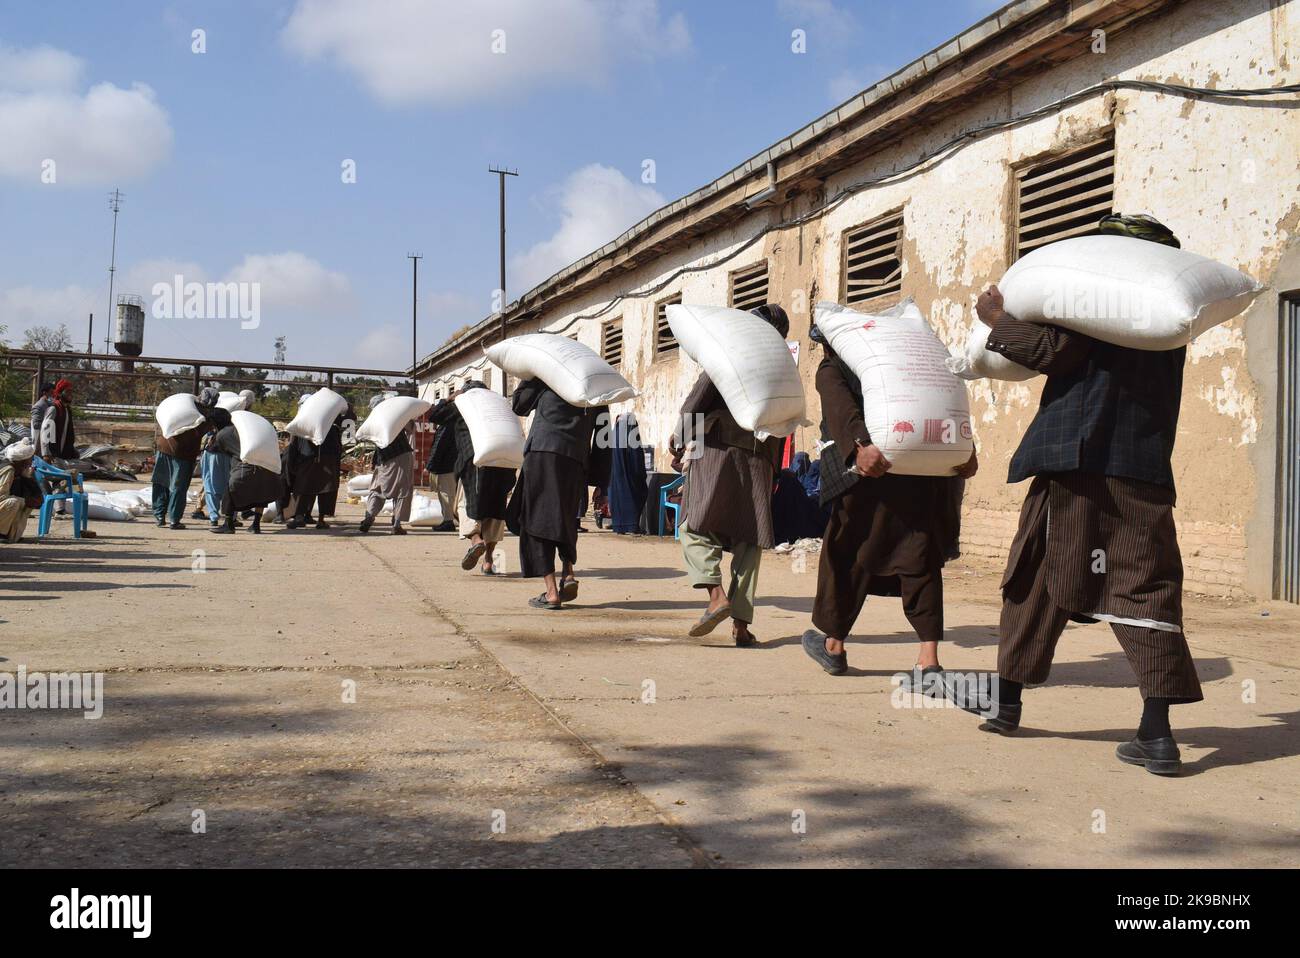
[315,519,330,530]
[357,515,374,534]
[434,520,456,533]
[209,524,233,535]
[801,630,847,676]
[190,509,206,520]
[391,524,407,536]
[1116,736,1182,776]
[169,522,186,530]
[156,519,166,528]
[250,520,262,534]
[976,702,1022,735]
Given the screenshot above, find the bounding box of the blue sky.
[0,0,1002,369]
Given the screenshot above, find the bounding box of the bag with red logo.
[813,300,973,476]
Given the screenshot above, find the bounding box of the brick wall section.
[959,509,1251,600]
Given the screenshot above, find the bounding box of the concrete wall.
[423,0,1300,599]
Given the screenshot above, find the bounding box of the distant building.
[414,0,1300,601]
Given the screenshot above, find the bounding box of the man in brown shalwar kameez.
[800,329,976,680]
[669,304,790,647]
[966,214,1203,777]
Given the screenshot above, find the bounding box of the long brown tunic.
[811,354,962,639]
[673,372,784,550]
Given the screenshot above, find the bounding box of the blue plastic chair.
[658,474,684,540]
[33,457,88,539]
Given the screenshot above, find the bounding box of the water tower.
[114,293,145,370]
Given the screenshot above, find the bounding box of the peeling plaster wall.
[423,0,1299,598]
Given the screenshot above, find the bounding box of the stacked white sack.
[356,397,432,449]
[454,388,525,468]
[950,236,1262,381]
[285,388,348,444]
[486,334,637,407]
[666,303,808,440]
[815,299,974,477]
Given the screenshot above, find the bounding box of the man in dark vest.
[967,214,1202,776]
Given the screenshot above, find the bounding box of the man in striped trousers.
[966,215,1203,776]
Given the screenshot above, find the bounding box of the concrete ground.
[2,484,1297,868]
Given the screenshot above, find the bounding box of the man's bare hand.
[854,443,891,478]
[975,286,1006,327]
[954,449,979,479]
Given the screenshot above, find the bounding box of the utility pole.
[106,189,123,354]
[87,313,94,355]
[488,165,518,395]
[408,252,422,395]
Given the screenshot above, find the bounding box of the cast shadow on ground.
[1016,710,1300,775]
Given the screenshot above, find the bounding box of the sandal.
[559,577,579,602]
[462,541,487,570]
[688,603,733,638]
[528,593,562,610]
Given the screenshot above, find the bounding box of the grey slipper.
[801,629,848,676]
[559,577,579,602]
[688,603,732,638]
[462,541,487,570]
[529,593,562,610]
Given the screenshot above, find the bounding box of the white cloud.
[224,251,353,316]
[511,164,665,292]
[0,284,98,344]
[354,323,406,366]
[0,44,173,185]
[0,44,83,92]
[282,0,690,106]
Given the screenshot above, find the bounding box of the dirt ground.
[2,486,1297,868]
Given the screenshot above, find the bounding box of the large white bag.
[86,493,135,522]
[454,388,524,468]
[346,473,372,494]
[357,397,431,449]
[156,393,206,439]
[407,494,444,528]
[666,304,807,439]
[230,410,282,474]
[949,236,1262,381]
[947,321,1039,382]
[285,388,347,444]
[486,334,637,407]
[814,300,973,476]
[217,390,251,412]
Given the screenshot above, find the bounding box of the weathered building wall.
[422,0,1299,599]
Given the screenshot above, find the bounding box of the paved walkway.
[2,491,1297,867]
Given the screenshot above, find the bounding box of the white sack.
[81,481,105,495]
[86,494,134,522]
[1000,236,1262,348]
[156,393,206,439]
[486,334,637,407]
[666,304,807,439]
[454,388,525,468]
[356,397,431,449]
[347,473,372,494]
[814,299,974,477]
[106,490,148,516]
[231,410,282,474]
[217,390,251,411]
[408,494,444,528]
[947,321,1038,382]
[134,487,153,507]
[285,388,348,444]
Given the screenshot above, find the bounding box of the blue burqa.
[608,414,648,534]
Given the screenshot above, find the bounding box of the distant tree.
[22,323,74,352]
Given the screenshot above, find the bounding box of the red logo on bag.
[861,320,876,331]
[891,420,915,438]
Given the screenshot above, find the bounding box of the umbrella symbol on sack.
[891,420,915,439]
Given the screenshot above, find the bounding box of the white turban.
[5,439,35,463]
